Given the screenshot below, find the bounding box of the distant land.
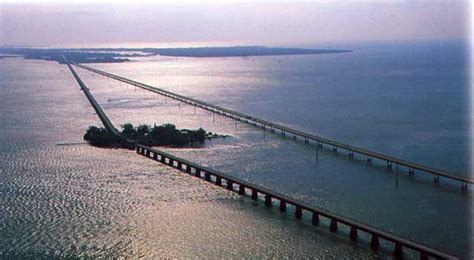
[0,46,352,64]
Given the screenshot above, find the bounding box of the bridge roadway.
[67,63,457,259]
[75,64,473,189]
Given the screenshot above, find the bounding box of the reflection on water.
[0,41,472,258]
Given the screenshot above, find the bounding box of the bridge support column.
[205,172,211,181]
[160,156,166,163]
[349,152,354,159]
[238,185,246,195]
[367,157,372,165]
[311,212,319,225]
[409,168,414,177]
[177,161,182,170]
[146,150,150,157]
[462,182,467,191]
[304,138,309,144]
[279,200,287,212]
[251,190,258,201]
[293,135,297,140]
[215,176,222,186]
[153,153,158,160]
[350,227,358,241]
[387,161,392,171]
[186,165,192,174]
[226,180,233,191]
[195,169,201,178]
[420,252,429,260]
[371,234,379,250]
[136,146,140,153]
[333,146,337,153]
[168,159,174,167]
[264,195,272,206]
[434,175,439,183]
[330,219,338,232]
[295,206,302,219]
[394,243,403,257]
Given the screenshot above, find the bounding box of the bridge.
[74,63,473,190]
[67,63,459,259]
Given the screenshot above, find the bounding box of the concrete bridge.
[75,63,473,190]
[67,62,458,259]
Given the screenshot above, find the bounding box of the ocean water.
[0,41,472,258]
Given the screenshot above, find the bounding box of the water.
[1,41,472,258]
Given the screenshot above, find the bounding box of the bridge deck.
[75,64,473,188]
[136,144,457,259]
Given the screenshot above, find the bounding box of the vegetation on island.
[84,123,219,148]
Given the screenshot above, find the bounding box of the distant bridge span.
[75,64,473,190]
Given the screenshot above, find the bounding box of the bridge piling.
[371,234,380,250]
[350,227,358,241]
[311,212,319,225]
[264,195,272,206]
[227,180,234,191]
[239,185,246,195]
[251,189,258,201]
[330,219,338,232]
[295,206,303,219]
[279,200,287,212]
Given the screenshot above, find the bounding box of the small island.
[84,123,221,148]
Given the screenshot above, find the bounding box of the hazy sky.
[0,0,470,47]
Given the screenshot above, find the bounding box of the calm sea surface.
[0,41,472,258]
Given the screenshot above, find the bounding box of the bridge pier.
[215,176,222,186]
[371,234,379,250]
[394,243,403,257]
[279,200,287,212]
[350,227,358,241]
[168,158,174,167]
[186,165,192,174]
[333,146,337,153]
[239,185,246,195]
[160,156,166,163]
[330,219,338,232]
[349,152,354,159]
[434,175,440,183]
[420,252,429,260]
[251,189,258,201]
[265,195,272,206]
[367,156,372,165]
[205,172,211,181]
[153,153,158,160]
[177,161,182,171]
[409,168,415,177]
[462,181,467,190]
[195,168,201,178]
[227,180,233,191]
[311,212,319,225]
[387,161,392,171]
[295,206,303,219]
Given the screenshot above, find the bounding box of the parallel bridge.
[75,64,473,190]
[67,62,458,259]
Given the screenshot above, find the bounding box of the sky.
[0,0,470,48]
